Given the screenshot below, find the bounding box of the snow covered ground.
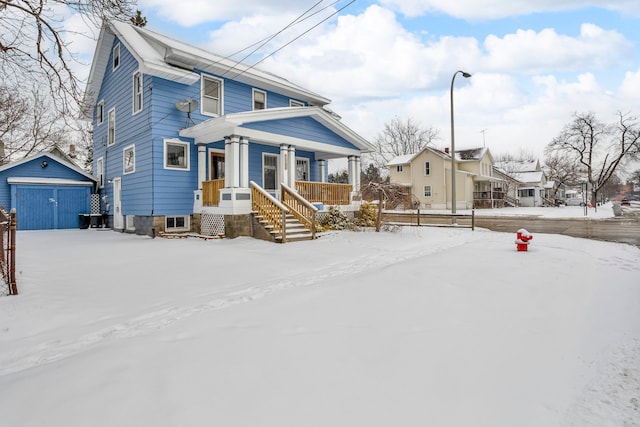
[1,209,639,426]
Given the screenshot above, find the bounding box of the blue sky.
[68,0,640,169]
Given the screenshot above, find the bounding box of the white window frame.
[263,153,278,191]
[96,100,104,125]
[396,165,403,173]
[96,157,104,188]
[113,43,121,71]
[289,99,304,107]
[107,108,116,146]
[166,215,190,232]
[201,75,223,117]
[164,139,190,170]
[424,161,430,176]
[424,185,432,197]
[252,89,266,110]
[295,157,310,181]
[132,71,143,115]
[123,144,135,174]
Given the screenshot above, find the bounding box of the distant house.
[388,146,505,209]
[81,21,374,240]
[0,148,96,230]
[495,160,548,207]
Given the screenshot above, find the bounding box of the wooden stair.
[254,213,314,243]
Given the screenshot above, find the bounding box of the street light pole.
[450,70,472,218]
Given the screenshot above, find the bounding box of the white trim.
[163,138,190,170]
[112,43,121,71]
[252,88,266,110]
[201,74,224,117]
[7,177,93,186]
[123,144,135,174]
[132,71,143,115]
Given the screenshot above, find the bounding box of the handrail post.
[281,210,287,243]
[9,208,17,295]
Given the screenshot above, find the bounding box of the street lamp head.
[461,71,472,78]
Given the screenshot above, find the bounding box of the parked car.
[565,198,585,206]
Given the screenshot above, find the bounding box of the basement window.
[166,215,190,232]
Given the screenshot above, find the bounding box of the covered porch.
[473,176,507,209]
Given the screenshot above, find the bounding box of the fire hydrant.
[515,228,533,252]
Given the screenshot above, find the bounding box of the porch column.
[197,144,206,189]
[279,144,288,191]
[225,135,240,188]
[239,137,249,188]
[318,159,326,183]
[288,145,296,187]
[348,156,357,192]
[355,156,361,190]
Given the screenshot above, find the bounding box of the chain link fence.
[0,207,17,296]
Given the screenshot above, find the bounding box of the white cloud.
[618,68,640,107]
[378,0,640,20]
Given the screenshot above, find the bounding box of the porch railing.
[295,181,351,205]
[250,181,289,243]
[202,178,225,206]
[281,183,318,239]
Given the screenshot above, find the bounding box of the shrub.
[320,205,350,230]
[352,201,378,227]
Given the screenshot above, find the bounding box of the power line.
[228,0,356,81]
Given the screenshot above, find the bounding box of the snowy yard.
[1,217,639,426]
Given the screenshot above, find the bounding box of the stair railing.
[281,183,318,239]
[250,181,289,243]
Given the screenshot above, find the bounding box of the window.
[424,161,430,176]
[96,101,104,125]
[108,108,116,146]
[166,215,190,231]
[201,75,223,116]
[396,165,403,173]
[518,189,535,197]
[123,145,135,174]
[96,157,104,188]
[290,99,304,107]
[296,158,309,181]
[113,43,120,71]
[424,185,432,197]
[263,154,278,191]
[132,72,143,114]
[164,139,190,170]
[253,89,266,110]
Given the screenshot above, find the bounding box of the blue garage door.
[14,185,91,230]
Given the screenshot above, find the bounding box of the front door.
[210,152,225,180]
[113,178,123,230]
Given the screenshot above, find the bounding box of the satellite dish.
[175,99,198,113]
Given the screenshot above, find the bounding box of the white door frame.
[113,177,123,230]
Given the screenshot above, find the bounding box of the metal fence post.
[9,208,17,295]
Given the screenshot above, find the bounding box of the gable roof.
[82,21,331,119]
[0,149,96,182]
[457,147,493,163]
[179,106,375,158]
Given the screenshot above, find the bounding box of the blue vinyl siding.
[242,117,359,149]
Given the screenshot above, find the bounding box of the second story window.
[253,89,266,110]
[132,72,143,114]
[96,101,104,125]
[113,43,121,71]
[425,161,430,176]
[396,165,403,173]
[202,75,223,116]
[108,108,116,146]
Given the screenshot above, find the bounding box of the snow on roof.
[388,154,417,166]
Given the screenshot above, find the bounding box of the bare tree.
[369,116,439,170]
[543,151,583,198]
[546,111,640,206]
[1,0,135,111]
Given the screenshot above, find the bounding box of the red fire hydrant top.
[515,228,533,251]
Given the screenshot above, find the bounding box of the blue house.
[82,21,373,240]
[0,149,96,230]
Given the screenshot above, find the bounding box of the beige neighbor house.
[388,146,506,210]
